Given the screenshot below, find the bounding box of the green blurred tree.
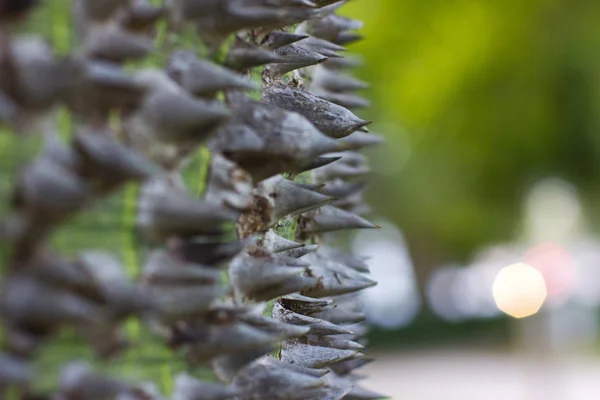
[344,0,600,295]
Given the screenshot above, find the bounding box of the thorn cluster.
[0,0,388,399]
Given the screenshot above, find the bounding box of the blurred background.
[340,0,600,398]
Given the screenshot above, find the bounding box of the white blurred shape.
[523,178,582,244]
[426,266,465,322]
[570,239,600,307]
[353,221,420,329]
[427,244,520,321]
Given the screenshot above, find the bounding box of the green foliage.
[343,0,600,260]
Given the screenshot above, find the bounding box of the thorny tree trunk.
[0,0,387,399]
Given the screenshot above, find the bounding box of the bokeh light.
[492,263,547,319]
[524,242,576,304]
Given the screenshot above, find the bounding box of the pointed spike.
[280,243,320,259]
[73,128,157,185]
[262,84,370,138]
[239,312,311,339]
[260,356,330,378]
[324,55,364,70]
[309,36,347,52]
[119,2,164,32]
[229,253,310,302]
[304,47,342,59]
[330,357,374,376]
[319,372,354,400]
[335,32,365,46]
[346,373,369,382]
[26,255,96,296]
[302,205,379,235]
[332,197,369,214]
[269,0,318,6]
[319,180,366,200]
[311,307,366,324]
[262,229,305,253]
[310,0,347,6]
[2,35,81,113]
[85,25,153,63]
[334,151,369,167]
[300,273,376,298]
[345,385,389,400]
[267,275,320,301]
[336,132,384,150]
[330,194,366,213]
[257,175,334,222]
[297,14,364,44]
[308,335,365,351]
[295,182,327,191]
[270,252,312,267]
[294,156,342,174]
[143,250,222,284]
[16,156,90,217]
[175,236,251,267]
[168,50,258,98]
[331,293,366,312]
[314,161,370,182]
[315,91,372,110]
[328,333,364,344]
[151,285,228,320]
[319,247,370,273]
[209,100,344,181]
[312,66,369,93]
[336,15,365,31]
[301,256,377,297]
[279,295,333,314]
[297,36,346,58]
[273,302,353,335]
[280,342,361,368]
[269,44,328,76]
[308,128,350,155]
[184,323,281,363]
[261,31,309,50]
[340,323,369,337]
[282,0,318,7]
[1,277,105,329]
[68,60,148,121]
[212,345,277,382]
[127,83,231,145]
[233,357,328,400]
[225,43,286,71]
[196,3,317,42]
[137,180,239,242]
[313,0,348,12]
